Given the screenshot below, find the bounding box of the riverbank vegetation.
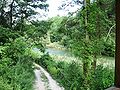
[36,54,114,90]
[0,0,115,90]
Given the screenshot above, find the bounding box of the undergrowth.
[0,37,36,90]
[36,54,114,90]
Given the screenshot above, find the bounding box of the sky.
[4,0,82,21]
[35,0,81,20]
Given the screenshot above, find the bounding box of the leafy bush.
[8,63,34,90]
[0,37,37,90]
[90,65,114,90]
[50,34,62,43]
[102,38,115,57]
[47,66,58,76]
[37,53,55,68]
[0,59,34,90]
[2,37,29,65]
[0,77,13,90]
[0,26,19,45]
[56,62,84,90]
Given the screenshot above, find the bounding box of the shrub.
[0,37,36,90]
[102,38,115,57]
[0,77,13,90]
[47,66,58,76]
[37,53,54,68]
[90,65,114,90]
[56,62,84,90]
[9,63,34,90]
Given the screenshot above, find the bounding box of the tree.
[0,0,48,29]
[0,0,49,45]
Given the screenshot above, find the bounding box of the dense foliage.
[0,0,115,90]
[0,37,34,90]
[0,0,50,89]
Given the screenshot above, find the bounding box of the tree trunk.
[83,0,90,89]
[91,0,101,71]
[9,0,14,29]
[115,0,120,88]
[91,54,97,71]
[83,61,89,77]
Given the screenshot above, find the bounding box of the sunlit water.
[45,48,68,56]
[33,47,71,56]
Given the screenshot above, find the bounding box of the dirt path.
[34,69,46,90]
[33,63,64,90]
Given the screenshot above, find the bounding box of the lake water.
[33,47,70,56]
[45,48,69,56]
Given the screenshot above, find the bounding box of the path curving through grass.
[33,63,64,90]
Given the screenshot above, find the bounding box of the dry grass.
[46,42,66,50]
[51,54,115,68]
